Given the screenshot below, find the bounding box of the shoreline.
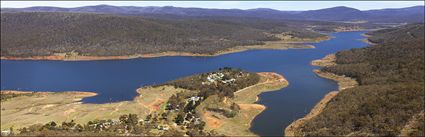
[0,86,178,130]
[0,90,98,100]
[285,91,339,136]
[360,33,378,45]
[285,32,375,136]
[248,72,288,136]
[0,72,288,136]
[0,36,330,61]
[1,90,98,95]
[200,72,288,136]
[284,54,358,136]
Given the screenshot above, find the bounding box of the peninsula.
[1,68,288,136]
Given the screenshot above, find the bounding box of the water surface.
[1,31,367,136]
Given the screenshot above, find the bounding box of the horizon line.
[1,1,424,11]
[1,4,424,12]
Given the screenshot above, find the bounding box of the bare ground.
[200,72,288,136]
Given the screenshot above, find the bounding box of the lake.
[1,31,367,136]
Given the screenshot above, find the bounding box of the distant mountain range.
[1,5,424,23]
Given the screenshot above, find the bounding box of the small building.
[207,72,224,82]
[189,96,201,102]
[1,130,11,136]
[222,78,236,84]
[157,125,170,131]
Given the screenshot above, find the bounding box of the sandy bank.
[200,72,288,136]
[360,33,379,46]
[1,90,97,98]
[313,70,358,91]
[311,54,358,90]
[285,91,338,136]
[311,54,336,67]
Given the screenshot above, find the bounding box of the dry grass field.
[0,86,187,130]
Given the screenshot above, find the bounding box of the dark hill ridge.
[0,12,325,57]
[299,6,366,21]
[366,23,424,44]
[2,5,424,23]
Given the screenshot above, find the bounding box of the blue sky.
[1,1,424,11]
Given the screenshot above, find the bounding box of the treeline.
[0,92,35,102]
[366,23,424,44]
[164,67,260,99]
[1,12,327,57]
[297,24,425,136]
[11,113,217,136]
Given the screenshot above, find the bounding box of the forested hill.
[1,12,325,57]
[296,24,424,136]
[2,5,424,23]
[366,23,424,44]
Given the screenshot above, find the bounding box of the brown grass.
[0,86,186,130]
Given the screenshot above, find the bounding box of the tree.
[128,114,139,126]
[175,114,185,125]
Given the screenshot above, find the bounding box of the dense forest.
[366,23,424,44]
[1,12,329,57]
[297,24,424,136]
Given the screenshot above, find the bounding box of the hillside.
[366,23,424,44]
[1,12,326,57]
[289,24,424,136]
[299,6,366,21]
[2,5,424,23]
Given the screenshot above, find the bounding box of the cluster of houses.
[203,72,236,85]
[207,72,224,82]
[188,96,202,104]
[87,115,172,133]
[86,119,121,132]
[164,95,204,130]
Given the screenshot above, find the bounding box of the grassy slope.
[0,86,185,130]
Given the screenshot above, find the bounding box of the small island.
[1,68,288,136]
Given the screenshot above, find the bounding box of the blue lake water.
[1,31,367,136]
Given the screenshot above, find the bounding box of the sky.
[1,1,424,11]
